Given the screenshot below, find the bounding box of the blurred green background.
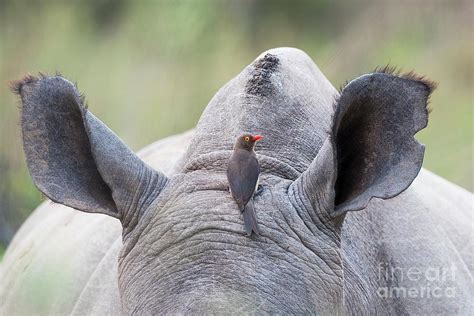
[0,0,472,257]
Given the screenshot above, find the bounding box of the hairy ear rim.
[10,74,40,95]
[338,65,438,94]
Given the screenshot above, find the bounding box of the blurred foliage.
[0,0,472,250]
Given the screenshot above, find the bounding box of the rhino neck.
[182,47,338,174]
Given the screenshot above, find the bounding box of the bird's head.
[234,134,263,151]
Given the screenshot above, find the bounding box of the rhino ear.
[12,75,168,227]
[332,68,436,215]
[290,68,436,218]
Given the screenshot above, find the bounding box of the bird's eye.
[244,136,250,142]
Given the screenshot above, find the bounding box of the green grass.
[0,244,5,261]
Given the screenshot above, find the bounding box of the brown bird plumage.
[227,134,262,236]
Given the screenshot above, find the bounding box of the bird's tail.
[243,199,260,236]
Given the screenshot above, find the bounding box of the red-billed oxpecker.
[227,134,263,236]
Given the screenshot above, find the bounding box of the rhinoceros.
[0,48,472,315]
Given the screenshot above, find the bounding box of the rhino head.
[13,48,434,314]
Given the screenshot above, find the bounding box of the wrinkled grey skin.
[1,48,473,314]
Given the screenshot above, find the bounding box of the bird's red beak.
[253,135,263,142]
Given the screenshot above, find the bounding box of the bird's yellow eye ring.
[244,136,250,142]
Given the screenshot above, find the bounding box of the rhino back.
[342,168,474,314]
[0,131,193,315]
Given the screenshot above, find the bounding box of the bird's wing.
[227,151,259,211]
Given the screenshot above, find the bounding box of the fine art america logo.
[377,262,456,299]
